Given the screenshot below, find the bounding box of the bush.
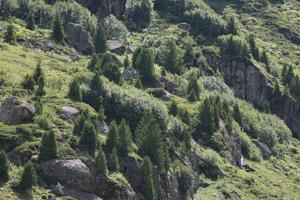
[103,15,128,42]
[18,161,37,190]
[239,132,261,161]
[202,149,220,169]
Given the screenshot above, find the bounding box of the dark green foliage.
[96,148,108,175]
[18,161,37,190]
[248,35,260,61]
[102,59,121,84]
[187,89,197,102]
[34,98,43,115]
[36,74,45,96]
[177,168,192,200]
[289,76,300,99]
[73,109,91,135]
[94,24,107,54]
[169,100,178,116]
[106,121,119,154]
[85,73,104,110]
[4,23,16,45]
[38,131,57,161]
[68,78,82,101]
[183,43,194,67]
[154,0,168,10]
[161,68,167,76]
[52,13,64,43]
[119,120,133,156]
[233,104,242,126]
[79,121,97,155]
[179,109,190,125]
[26,11,35,30]
[124,55,130,68]
[22,74,35,91]
[132,46,143,69]
[162,40,183,75]
[134,47,155,83]
[124,0,152,30]
[109,148,120,172]
[135,77,142,89]
[136,115,166,173]
[142,156,155,200]
[227,16,239,35]
[0,150,9,182]
[187,76,200,101]
[88,54,99,72]
[33,61,42,83]
[261,51,271,73]
[221,35,250,60]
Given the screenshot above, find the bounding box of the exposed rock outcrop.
[158,77,185,97]
[107,40,126,55]
[123,67,138,80]
[253,140,272,159]
[65,22,94,55]
[0,96,35,124]
[61,106,80,123]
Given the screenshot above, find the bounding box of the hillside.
[0,0,299,200]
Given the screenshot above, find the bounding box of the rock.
[177,23,192,32]
[63,187,103,200]
[37,40,54,51]
[126,46,135,54]
[278,27,300,45]
[40,159,96,192]
[112,54,123,67]
[65,22,94,55]
[123,67,138,80]
[155,172,180,200]
[107,40,126,55]
[97,120,109,135]
[61,106,80,123]
[120,156,143,192]
[71,55,81,62]
[159,77,185,97]
[0,96,35,125]
[253,140,272,159]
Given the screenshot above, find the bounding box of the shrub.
[239,132,261,161]
[18,161,37,190]
[22,74,35,91]
[202,149,220,169]
[4,23,16,44]
[103,15,128,42]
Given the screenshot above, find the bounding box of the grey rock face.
[0,96,35,124]
[65,22,94,55]
[159,77,185,97]
[40,159,96,192]
[97,120,109,135]
[177,22,192,32]
[253,140,272,159]
[107,40,126,55]
[123,67,138,80]
[61,106,80,123]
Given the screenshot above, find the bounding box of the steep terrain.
[0,0,299,200]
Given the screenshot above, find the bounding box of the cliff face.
[205,53,300,139]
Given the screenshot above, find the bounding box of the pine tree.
[36,74,45,96]
[52,13,64,43]
[136,115,165,173]
[34,98,43,115]
[248,35,260,61]
[109,148,120,172]
[4,23,16,45]
[142,156,155,200]
[87,54,99,72]
[132,47,143,69]
[187,89,197,102]
[26,11,35,30]
[233,104,242,126]
[284,66,294,86]
[169,100,178,116]
[86,73,104,110]
[102,61,121,84]
[95,148,108,175]
[22,74,35,91]
[68,78,82,101]
[18,161,37,190]
[38,131,57,161]
[123,55,130,68]
[183,43,194,67]
[281,65,288,84]
[135,77,142,89]
[106,120,119,154]
[94,24,107,54]
[33,61,43,83]
[73,109,91,135]
[162,40,183,74]
[79,121,97,155]
[135,48,155,83]
[290,76,300,99]
[161,68,167,76]
[0,150,9,182]
[261,51,271,73]
[119,119,132,156]
[227,16,238,35]
[187,76,200,100]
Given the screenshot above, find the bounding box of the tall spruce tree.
[261,51,271,73]
[73,109,91,135]
[162,40,183,74]
[33,61,43,83]
[94,24,107,54]
[79,121,97,155]
[135,48,155,83]
[18,161,37,190]
[86,72,104,110]
[187,76,200,100]
[38,131,57,161]
[142,156,155,200]
[248,35,260,61]
[109,148,120,172]
[52,13,64,43]
[68,78,82,101]
[26,11,35,30]
[106,120,120,154]
[119,119,133,156]
[0,150,9,182]
[95,148,108,175]
[227,16,238,35]
[169,100,178,116]
[36,74,45,96]
[183,43,194,67]
[88,54,99,72]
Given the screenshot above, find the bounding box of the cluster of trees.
[281,65,300,99]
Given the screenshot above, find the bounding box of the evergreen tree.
[183,43,194,67]
[248,35,260,61]
[33,61,43,83]
[273,80,282,97]
[34,98,43,115]
[261,51,271,73]
[79,121,97,155]
[86,73,104,110]
[136,115,166,173]
[95,148,108,175]
[290,76,300,99]
[88,54,99,72]
[132,47,143,69]
[18,161,37,190]
[26,11,35,30]
[233,104,242,126]
[187,76,200,100]
[187,89,197,102]
[22,74,35,91]
[161,68,167,76]
[36,74,45,96]
[135,77,142,89]
[109,148,120,172]
[281,65,288,83]
[94,24,107,54]
[38,131,57,161]
[180,109,190,125]
[169,100,178,116]
[227,16,238,35]
[4,23,16,45]
[142,156,155,200]
[135,48,155,82]
[73,109,91,135]
[162,40,183,74]
[154,0,168,10]
[284,66,294,86]
[119,119,132,156]
[0,150,9,182]
[102,61,121,84]
[106,120,119,154]
[68,78,82,101]
[52,13,64,43]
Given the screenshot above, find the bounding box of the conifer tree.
[290,76,300,99]
[109,148,120,172]
[36,74,45,96]
[135,77,142,89]
[119,119,132,156]
[187,76,200,100]
[33,61,43,83]
[248,35,260,61]
[22,74,35,91]
[86,73,104,110]
[284,66,294,86]
[52,13,64,43]
[73,109,91,135]
[88,54,99,72]
[94,24,107,54]
[4,23,16,45]
[132,47,143,69]
[79,121,97,155]
[261,51,271,73]
[142,156,155,200]
[123,55,130,68]
[161,68,167,76]
[34,98,43,115]
[162,40,183,74]
[38,131,57,161]
[95,148,108,175]
[227,16,238,35]
[183,43,194,67]
[135,48,155,82]
[26,11,35,30]
[233,104,242,126]
[106,120,119,154]
[68,78,82,101]
[187,89,197,102]
[0,150,9,182]
[169,100,178,116]
[18,161,37,190]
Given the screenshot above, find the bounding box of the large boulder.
[61,106,80,123]
[65,22,94,55]
[40,159,96,192]
[123,67,138,80]
[0,96,35,125]
[107,40,126,55]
